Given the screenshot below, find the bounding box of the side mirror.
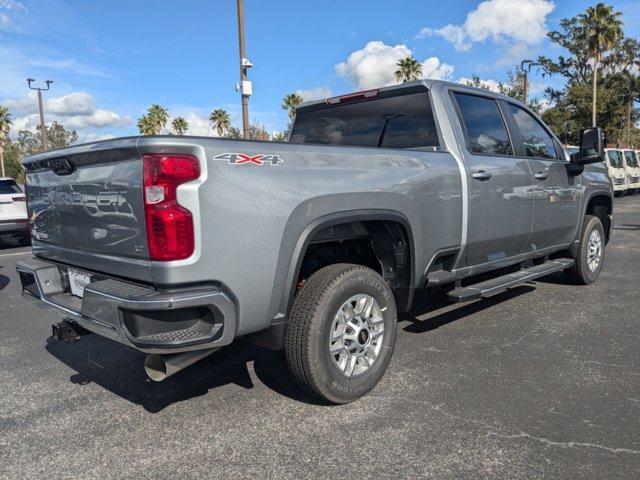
[570,126,604,165]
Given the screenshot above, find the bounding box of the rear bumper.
[0,219,28,236]
[16,258,236,354]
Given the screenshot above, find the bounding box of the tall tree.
[394,56,422,83]
[137,115,157,135]
[282,93,303,120]
[210,109,231,137]
[171,117,189,135]
[0,106,12,178]
[148,104,169,133]
[578,3,623,126]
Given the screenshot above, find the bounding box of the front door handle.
[472,170,492,181]
[534,171,549,181]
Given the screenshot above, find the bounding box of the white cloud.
[295,86,333,102]
[335,41,454,90]
[3,91,132,137]
[418,0,554,52]
[0,12,10,29]
[457,76,502,92]
[0,0,27,11]
[422,57,455,81]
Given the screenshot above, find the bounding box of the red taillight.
[142,154,200,261]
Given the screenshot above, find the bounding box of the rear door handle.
[534,172,549,181]
[472,170,492,181]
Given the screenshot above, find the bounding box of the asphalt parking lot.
[1,196,639,479]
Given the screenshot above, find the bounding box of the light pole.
[236,0,253,139]
[27,78,53,151]
[520,60,540,107]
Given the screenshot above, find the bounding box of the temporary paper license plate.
[68,268,91,298]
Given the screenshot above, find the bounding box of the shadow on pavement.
[46,335,313,413]
[46,283,541,412]
[402,285,535,334]
[0,273,9,292]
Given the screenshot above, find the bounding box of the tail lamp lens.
[142,154,200,261]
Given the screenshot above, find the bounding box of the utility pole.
[236,0,253,139]
[27,78,53,151]
[520,60,540,107]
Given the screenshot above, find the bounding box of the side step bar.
[447,258,575,303]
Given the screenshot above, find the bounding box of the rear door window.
[452,93,513,156]
[507,104,557,159]
[0,180,22,194]
[290,92,439,149]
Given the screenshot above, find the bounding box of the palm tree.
[171,117,189,135]
[282,93,303,120]
[209,109,231,137]
[137,115,157,135]
[148,104,169,133]
[0,106,12,178]
[394,56,423,83]
[578,3,623,126]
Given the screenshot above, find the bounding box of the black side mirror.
[570,127,604,165]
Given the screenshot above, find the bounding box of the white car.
[0,178,29,245]
[622,149,640,194]
[604,149,628,196]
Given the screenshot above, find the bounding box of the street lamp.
[520,60,540,107]
[236,0,252,139]
[27,78,53,151]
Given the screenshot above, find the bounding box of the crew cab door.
[450,91,534,266]
[503,102,580,249]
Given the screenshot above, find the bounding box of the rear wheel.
[566,215,605,285]
[18,236,30,247]
[285,263,397,404]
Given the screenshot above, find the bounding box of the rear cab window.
[290,90,439,149]
[0,179,22,194]
[451,92,513,156]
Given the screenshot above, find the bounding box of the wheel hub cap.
[587,229,603,272]
[329,294,385,378]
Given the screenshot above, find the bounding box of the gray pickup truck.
[17,80,613,403]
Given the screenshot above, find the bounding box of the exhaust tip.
[144,354,168,382]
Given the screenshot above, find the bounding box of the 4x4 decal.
[213,152,284,166]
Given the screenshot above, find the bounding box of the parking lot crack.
[487,431,640,455]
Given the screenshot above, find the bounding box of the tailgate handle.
[49,158,75,175]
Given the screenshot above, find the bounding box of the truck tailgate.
[23,138,151,281]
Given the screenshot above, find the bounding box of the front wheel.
[566,215,605,285]
[285,264,397,404]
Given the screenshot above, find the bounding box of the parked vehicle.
[16,80,612,403]
[622,149,640,194]
[0,178,29,246]
[604,148,628,196]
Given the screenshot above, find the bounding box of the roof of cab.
[297,79,528,112]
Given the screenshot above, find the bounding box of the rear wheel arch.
[280,211,416,317]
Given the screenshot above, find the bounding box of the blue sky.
[1,0,639,142]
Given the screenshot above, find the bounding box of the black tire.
[285,263,397,404]
[18,235,31,247]
[566,215,605,285]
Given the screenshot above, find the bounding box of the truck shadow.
[45,335,311,413]
[401,285,536,333]
[0,273,9,292]
[45,285,538,412]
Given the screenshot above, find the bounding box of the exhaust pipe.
[144,348,218,382]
